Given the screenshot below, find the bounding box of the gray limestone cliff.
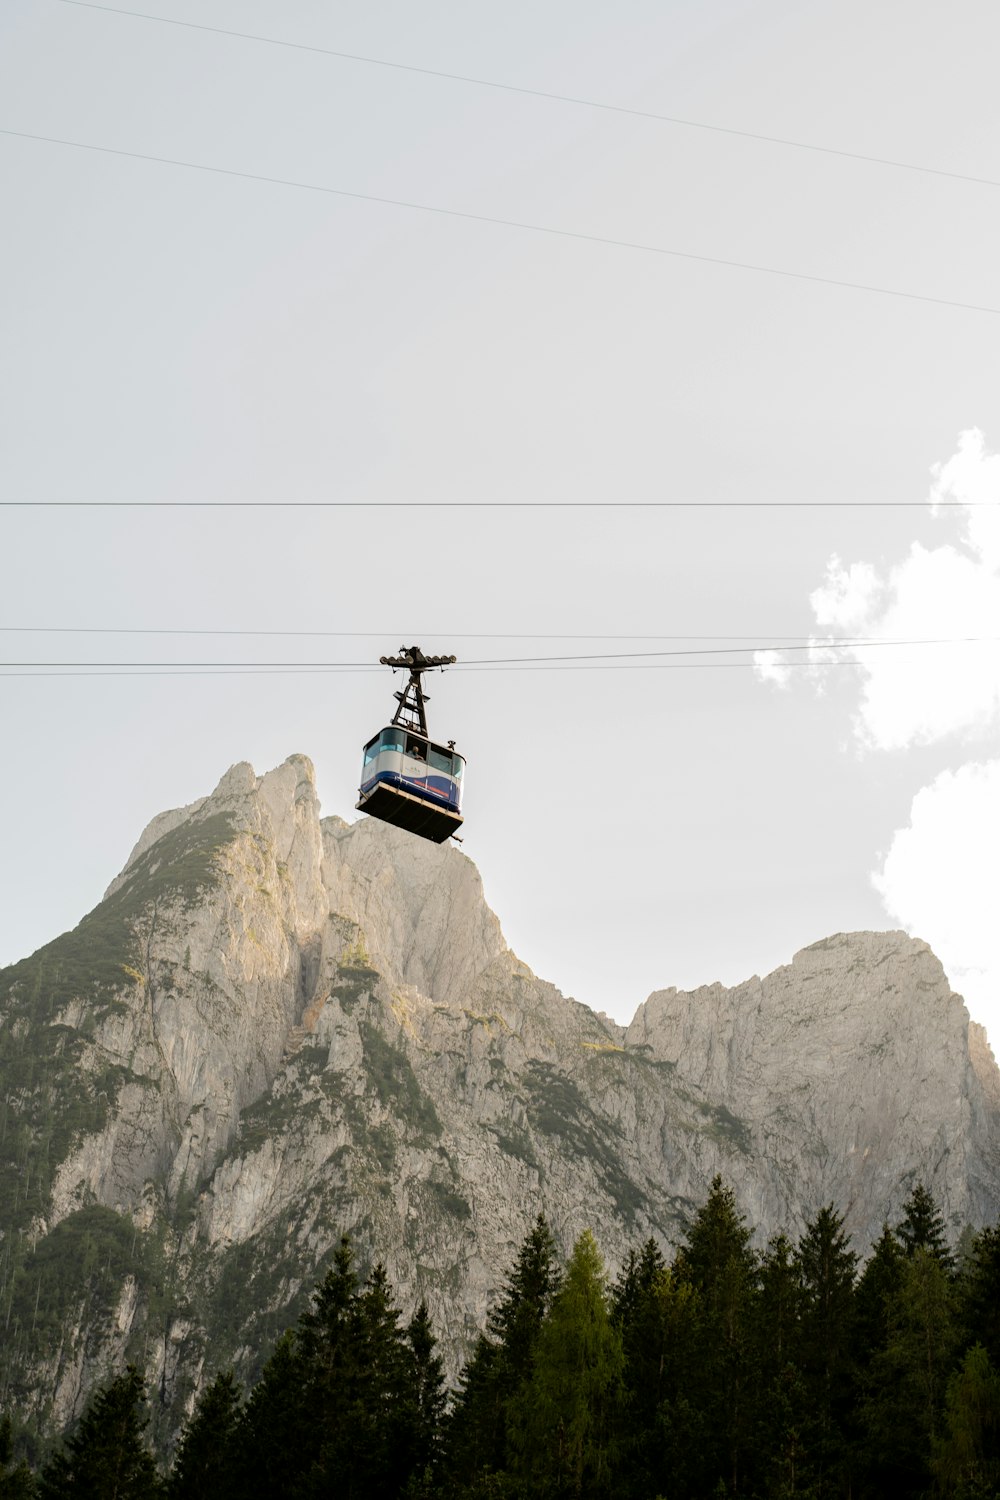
[1,753,998,1444]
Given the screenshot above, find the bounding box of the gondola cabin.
[357,727,465,843]
[355,646,465,843]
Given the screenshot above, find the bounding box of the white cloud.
[931,426,1000,573]
[755,429,1000,1043]
[873,759,1000,1033]
[754,428,1000,751]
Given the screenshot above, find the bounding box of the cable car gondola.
[355,646,465,844]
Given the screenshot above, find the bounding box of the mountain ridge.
[2,752,998,1442]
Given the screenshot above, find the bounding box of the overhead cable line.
[0,627,851,640]
[2,128,997,317]
[54,0,1000,196]
[1,498,995,509]
[0,658,976,679]
[2,637,995,670]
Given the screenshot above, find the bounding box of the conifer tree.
[675,1176,759,1496]
[446,1214,560,1483]
[233,1332,305,1500]
[404,1300,446,1488]
[753,1233,808,1499]
[509,1230,623,1499]
[931,1343,1000,1499]
[796,1205,857,1498]
[860,1248,957,1498]
[958,1225,1000,1370]
[168,1371,241,1500]
[38,1365,161,1499]
[896,1181,955,1271]
[853,1223,903,1369]
[336,1262,413,1494]
[0,1415,36,1500]
[613,1243,702,1500]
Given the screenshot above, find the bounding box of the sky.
[1,0,998,1041]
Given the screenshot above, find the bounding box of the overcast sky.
[1,0,998,1043]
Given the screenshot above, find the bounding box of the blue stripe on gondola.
[360,769,460,811]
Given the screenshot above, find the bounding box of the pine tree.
[0,1415,36,1500]
[237,1237,361,1499]
[896,1182,955,1271]
[168,1371,241,1500]
[860,1248,957,1498]
[675,1176,759,1496]
[958,1225,1000,1371]
[405,1299,446,1487]
[509,1230,624,1499]
[931,1343,1000,1499]
[445,1214,560,1484]
[752,1233,808,1499]
[853,1223,904,1368]
[613,1244,703,1500]
[236,1332,309,1499]
[796,1205,857,1498]
[39,1365,161,1499]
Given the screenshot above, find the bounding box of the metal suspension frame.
[379,645,457,739]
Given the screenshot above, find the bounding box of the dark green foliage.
[0,1415,37,1499]
[753,1234,810,1497]
[8,1207,141,1354]
[406,1300,447,1483]
[38,1365,161,1498]
[959,1225,1000,1369]
[445,1214,561,1486]
[796,1205,857,1497]
[8,1185,1000,1499]
[359,1021,442,1140]
[521,1062,647,1222]
[167,1372,241,1500]
[931,1343,1000,1499]
[674,1176,759,1496]
[896,1180,955,1270]
[236,1237,433,1500]
[613,1239,704,1500]
[853,1221,904,1366]
[0,812,237,1403]
[860,1248,958,1498]
[508,1230,624,1499]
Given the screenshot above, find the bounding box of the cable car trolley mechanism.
[356,646,466,844]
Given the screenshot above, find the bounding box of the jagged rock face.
[2,754,999,1445]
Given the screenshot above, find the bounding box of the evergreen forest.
[3,1178,1000,1499]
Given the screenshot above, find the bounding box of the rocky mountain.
[2,753,999,1446]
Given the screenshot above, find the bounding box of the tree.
[853,1223,903,1369]
[796,1205,857,1497]
[957,1225,1000,1371]
[752,1234,809,1499]
[509,1230,624,1499]
[38,1365,161,1499]
[896,1182,955,1271]
[446,1214,560,1484]
[404,1300,446,1490]
[236,1331,309,1499]
[0,1416,36,1500]
[675,1177,759,1496]
[168,1371,241,1500]
[613,1246,703,1500]
[931,1343,1000,1499]
[860,1248,957,1498]
[237,1239,424,1500]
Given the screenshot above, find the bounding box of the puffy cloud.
[873,759,1000,1032]
[931,426,1000,572]
[754,429,1000,751]
[755,430,1000,1039]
